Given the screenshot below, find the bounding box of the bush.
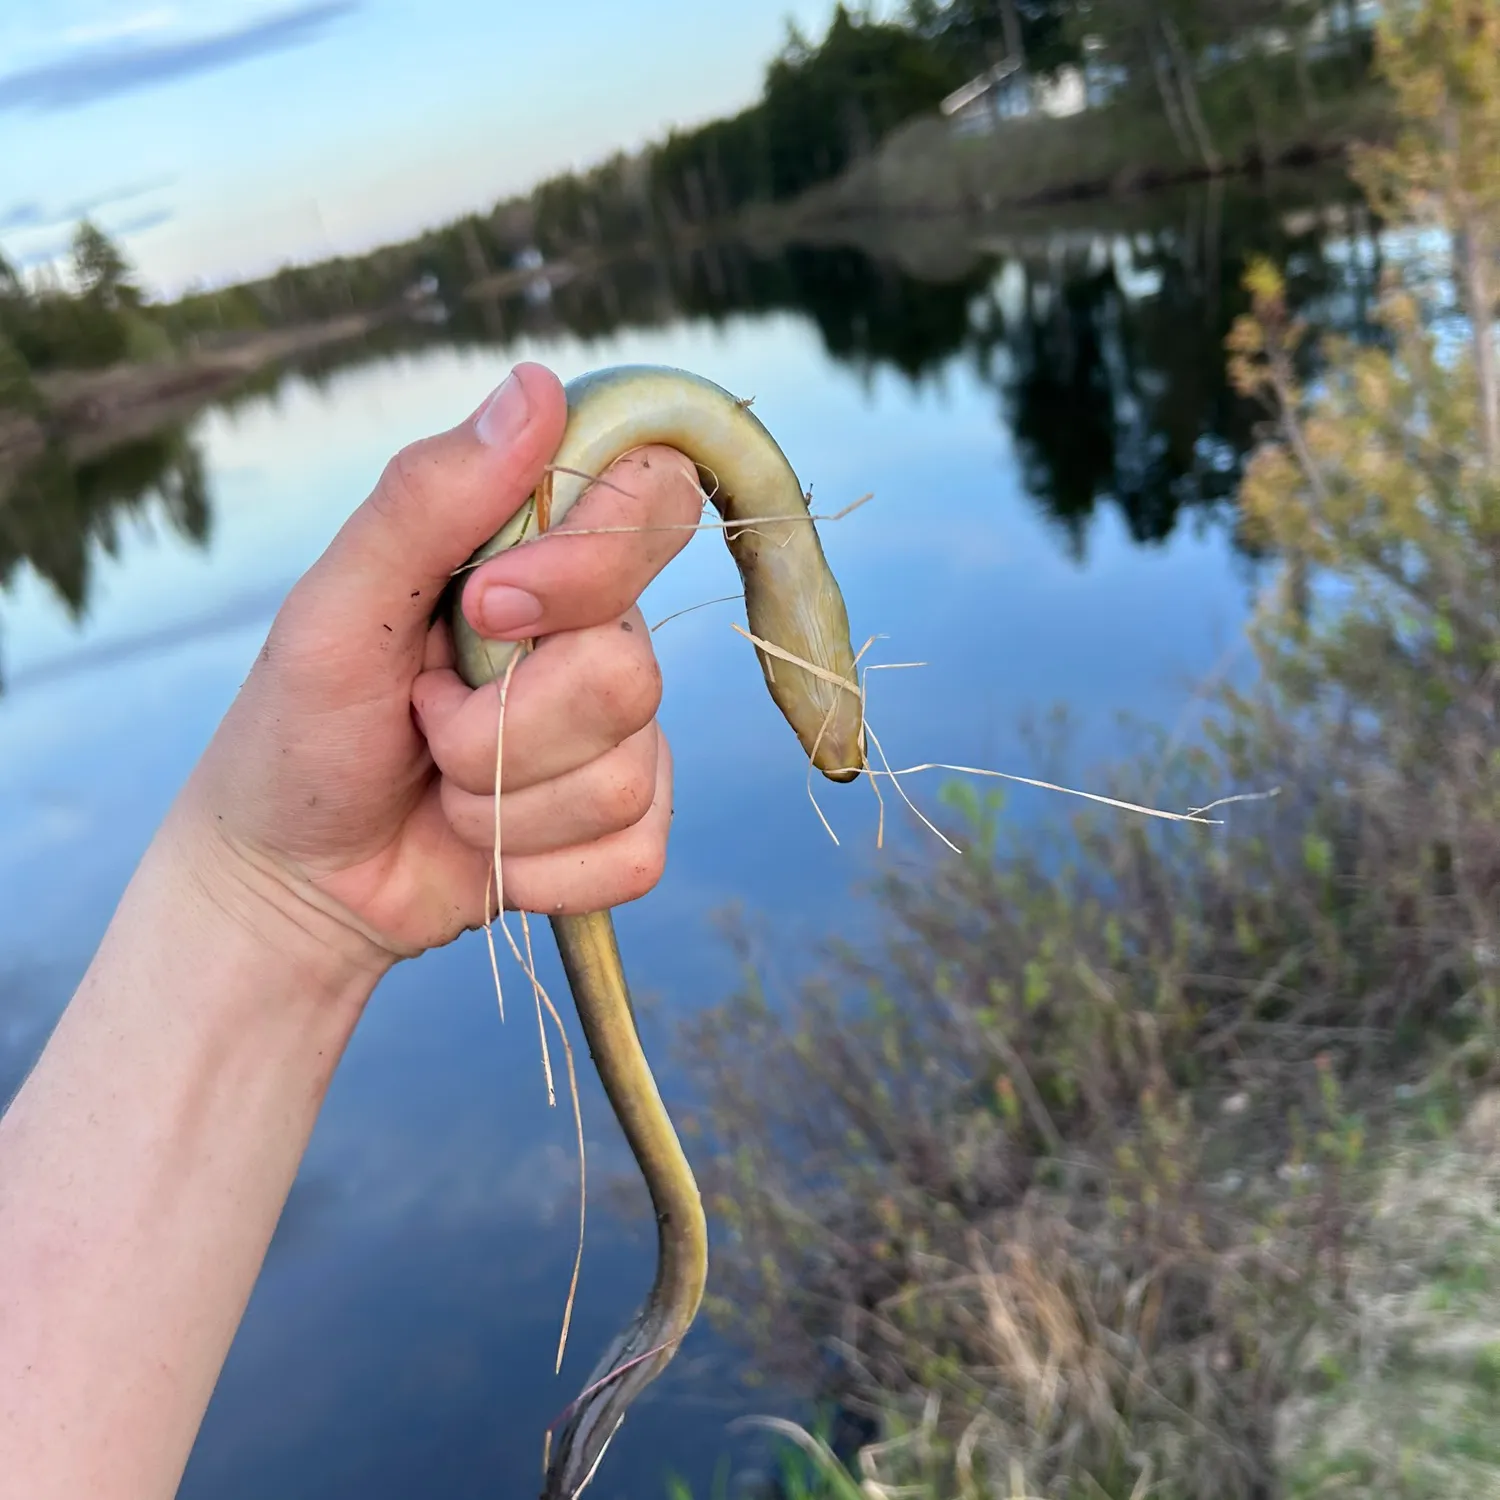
[671,5,1500,1496]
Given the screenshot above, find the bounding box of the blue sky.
[1,0,878,298]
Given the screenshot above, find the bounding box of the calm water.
[0,182,1379,1499]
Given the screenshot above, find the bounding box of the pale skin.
[0,362,706,1500]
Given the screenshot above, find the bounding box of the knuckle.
[620,647,664,731]
[583,630,662,740]
[572,554,635,621]
[594,733,657,832]
[423,711,464,781]
[376,440,435,523]
[658,448,705,513]
[637,449,705,543]
[440,778,490,848]
[429,703,498,797]
[498,864,542,913]
[616,770,656,828]
[610,834,668,905]
[619,445,699,511]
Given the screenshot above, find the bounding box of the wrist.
[142,797,395,1022]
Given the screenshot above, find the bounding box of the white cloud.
[60,7,178,47]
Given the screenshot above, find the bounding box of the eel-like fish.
[447,364,865,1499]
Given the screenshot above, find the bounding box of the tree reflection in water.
[502,173,1378,558]
[0,427,210,686]
[0,173,1383,683]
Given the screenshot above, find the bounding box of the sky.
[0,0,875,298]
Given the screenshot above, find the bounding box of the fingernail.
[475,370,530,448]
[477,584,543,636]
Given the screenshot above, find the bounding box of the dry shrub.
[680,687,1500,1490]
[679,741,1376,1498]
[676,222,1500,1500]
[672,12,1500,1493]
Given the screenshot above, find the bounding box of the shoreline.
[0,313,387,484]
[0,104,1377,494]
[781,136,1354,229]
[466,119,1376,305]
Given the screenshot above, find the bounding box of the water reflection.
[0,426,210,679]
[491,174,1375,555]
[0,176,1379,656]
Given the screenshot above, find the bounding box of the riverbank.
[453,83,1385,305]
[752,74,1386,233]
[1,78,1384,492]
[0,313,385,485]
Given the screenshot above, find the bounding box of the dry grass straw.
[445,461,876,581]
[727,621,1269,850]
[730,1390,1158,1500]
[825,1212,1252,1498]
[472,519,593,1376]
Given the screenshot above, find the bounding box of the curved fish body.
[447,365,864,1499]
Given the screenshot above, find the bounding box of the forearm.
[0,812,382,1500]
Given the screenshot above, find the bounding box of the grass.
[1277,1108,1500,1498]
[662,1105,1500,1500]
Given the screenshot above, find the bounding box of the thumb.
[299,363,569,651]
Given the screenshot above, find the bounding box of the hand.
[170,362,703,980]
[0,362,714,1500]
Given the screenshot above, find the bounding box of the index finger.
[456,445,704,643]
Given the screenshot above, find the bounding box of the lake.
[0,177,1378,1500]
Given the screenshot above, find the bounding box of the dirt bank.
[0,313,384,482]
[742,81,1387,245]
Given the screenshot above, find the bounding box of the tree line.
[0,0,1377,376]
